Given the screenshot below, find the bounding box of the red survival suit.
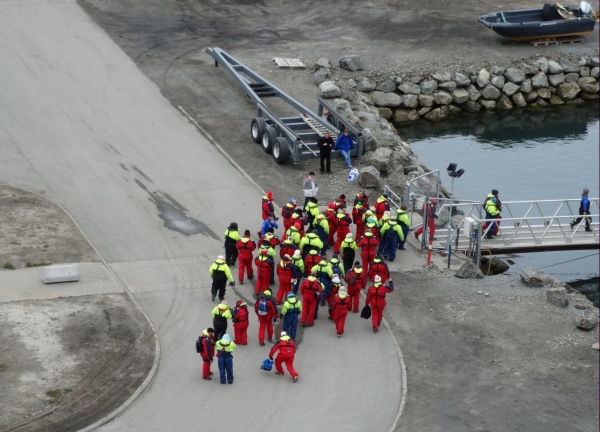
[232,301,249,345]
[299,276,322,327]
[268,336,298,379]
[356,232,380,269]
[365,280,394,333]
[345,266,367,313]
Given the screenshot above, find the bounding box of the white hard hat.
[374,275,382,283]
[218,255,224,260]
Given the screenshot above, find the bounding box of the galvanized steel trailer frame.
[205,47,364,164]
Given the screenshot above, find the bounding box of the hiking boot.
[301,323,307,327]
[239,280,243,285]
[211,295,216,301]
[209,372,213,376]
[203,376,212,380]
[373,328,378,334]
[248,274,254,280]
[259,342,265,346]
[337,334,342,338]
[414,232,419,240]
[293,376,298,382]
[275,371,282,375]
[570,221,575,230]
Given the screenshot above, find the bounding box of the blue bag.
[260,358,274,371]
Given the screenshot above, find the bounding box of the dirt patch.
[0,184,98,269]
[0,293,155,432]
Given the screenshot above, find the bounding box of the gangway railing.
[205,47,364,164]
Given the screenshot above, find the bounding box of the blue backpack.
[260,358,274,371]
[257,298,269,316]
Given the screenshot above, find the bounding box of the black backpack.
[196,336,203,354]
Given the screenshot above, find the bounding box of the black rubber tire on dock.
[262,127,277,154]
[250,117,267,144]
[273,137,290,164]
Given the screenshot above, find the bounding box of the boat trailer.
[205,47,364,164]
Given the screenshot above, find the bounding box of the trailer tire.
[273,137,290,164]
[262,127,277,154]
[251,118,267,144]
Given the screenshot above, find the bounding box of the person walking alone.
[571,188,593,232]
[268,332,299,382]
[334,129,355,169]
[317,131,334,174]
[215,334,236,385]
[209,255,235,302]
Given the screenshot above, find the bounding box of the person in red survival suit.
[262,191,275,221]
[356,231,380,269]
[254,249,274,295]
[279,238,298,260]
[303,249,321,277]
[197,328,215,380]
[299,272,323,327]
[414,199,438,243]
[345,262,367,313]
[235,230,256,284]
[232,300,249,345]
[374,194,390,220]
[326,202,337,246]
[368,255,390,284]
[352,202,367,238]
[331,288,351,337]
[254,289,278,346]
[268,332,298,382]
[281,199,297,232]
[365,276,394,333]
[333,208,353,254]
[276,255,294,304]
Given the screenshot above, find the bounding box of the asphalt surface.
[0,1,402,431]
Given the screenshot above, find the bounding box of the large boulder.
[591,67,599,79]
[454,73,471,87]
[504,67,526,83]
[477,69,490,87]
[574,308,599,330]
[549,95,564,105]
[537,88,551,99]
[409,76,423,84]
[460,100,481,113]
[491,75,505,89]
[358,166,381,188]
[402,94,419,108]
[393,108,419,123]
[467,84,481,101]
[480,84,502,100]
[564,72,579,83]
[357,77,376,92]
[579,66,590,77]
[433,90,453,105]
[314,57,331,70]
[502,82,520,96]
[438,81,457,91]
[537,57,549,73]
[455,261,484,279]
[432,71,451,82]
[339,55,362,71]
[418,94,434,107]
[531,72,549,88]
[399,82,421,95]
[592,57,600,67]
[371,147,393,172]
[524,91,538,102]
[556,82,581,101]
[520,267,544,287]
[581,92,599,100]
[375,79,396,93]
[424,107,448,122]
[320,81,341,98]
[559,58,579,73]
[581,82,599,94]
[521,63,540,75]
[314,68,330,85]
[420,80,438,95]
[577,76,596,87]
[361,128,379,152]
[490,66,506,75]
[378,107,393,120]
[547,60,563,74]
[512,92,527,107]
[547,287,569,307]
[480,256,510,275]
[480,99,496,111]
[451,87,469,104]
[372,91,403,107]
[548,73,565,87]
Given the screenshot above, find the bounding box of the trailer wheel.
[262,127,277,154]
[273,137,290,164]
[250,118,267,144]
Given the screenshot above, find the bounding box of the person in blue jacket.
[260,213,279,236]
[334,129,355,169]
[570,188,592,232]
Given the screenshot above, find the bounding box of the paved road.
[0,2,402,431]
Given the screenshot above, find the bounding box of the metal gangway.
[205,47,365,164]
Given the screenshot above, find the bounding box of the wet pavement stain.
[120,163,129,171]
[134,179,218,238]
[132,165,153,183]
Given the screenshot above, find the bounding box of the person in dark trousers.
[317,131,334,174]
[212,301,233,342]
[303,171,319,210]
[197,328,215,380]
[224,222,240,266]
[215,334,236,384]
[570,188,592,231]
[209,255,235,301]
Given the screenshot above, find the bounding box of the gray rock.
[490,66,506,75]
[371,147,393,171]
[332,98,351,114]
[536,98,549,107]
[372,91,403,107]
[480,84,502,100]
[320,80,341,98]
[454,73,471,87]
[443,105,462,115]
[566,98,585,105]
[549,95,564,105]
[480,256,510,275]
[547,287,569,307]
[409,76,423,84]
[592,57,600,67]
[418,94,434,107]
[402,94,419,108]
[477,69,490,88]
[393,108,419,123]
[314,68,330,85]
[496,94,513,110]
[556,82,581,101]
[451,87,469,104]
[547,60,563,74]
[314,57,331,70]
[537,88,551,99]
[417,106,431,116]
[394,76,403,85]
[548,73,565,87]
[581,92,600,100]
[581,82,599,94]
[403,165,418,174]
[579,56,589,66]
[357,77,376,92]
[339,55,362,71]
[520,79,532,94]
[432,72,451,82]
[577,76,596,87]
[564,72,579,83]
[361,128,379,152]
[502,82,520,96]
[424,108,448,122]
[524,91,538,102]
[512,92,527,107]
[591,67,600,79]
[358,166,381,188]
[504,67,526,83]
[559,58,579,73]
[399,82,421,95]
[460,100,481,113]
[491,75,505,89]
[467,84,481,101]
[579,66,590,77]
[574,308,599,330]
[520,267,544,287]
[420,80,438,95]
[531,72,549,89]
[438,81,457,92]
[378,107,393,120]
[521,63,540,75]
[537,57,549,73]
[480,99,496,111]
[433,90,453,105]
[455,260,484,279]
[375,79,396,93]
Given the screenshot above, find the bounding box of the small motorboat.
[478,1,599,41]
